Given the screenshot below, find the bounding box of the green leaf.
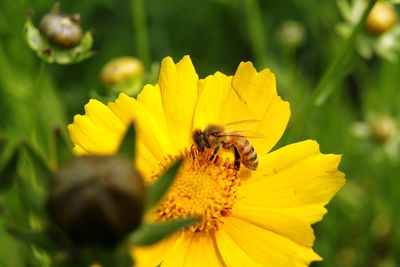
[146,159,182,210]
[130,218,196,246]
[0,142,19,190]
[6,225,54,251]
[21,142,52,184]
[51,127,72,167]
[117,123,136,161]
[24,19,49,52]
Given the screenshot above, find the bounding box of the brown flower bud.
[48,156,145,247]
[365,1,397,35]
[39,13,83,48]
[101,57,145,86]
[371,116,397,142]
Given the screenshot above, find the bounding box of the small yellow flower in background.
[68,56,345,267]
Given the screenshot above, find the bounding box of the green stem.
[288,0,377,140]
[244,0,268,67]
[30,61,46,146]
[310,0,377,107]
[131,0,151,69]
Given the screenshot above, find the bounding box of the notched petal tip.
[235,61,277,88]
[72,145,86,155]
[160,56,174,67]
[160,55,193,70]
[67,115,83,136]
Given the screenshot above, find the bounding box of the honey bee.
[192,124,258,171]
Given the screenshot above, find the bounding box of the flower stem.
[310,0,377,107]
[131,0,151,69]
[244,0,268,67]
[30,60,46,145]
[287,0,377,140]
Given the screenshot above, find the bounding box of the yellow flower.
[68,56,345,267]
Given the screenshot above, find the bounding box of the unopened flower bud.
[48,156,145,247]
[371,116,397,142]
[277,21,306,49]
[39,13,82,48]
[371,213,392,241]
[335,248,357,267]
[365,1,397,35]
[101,56,145,86]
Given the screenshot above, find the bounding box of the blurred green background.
[1,0,400,266]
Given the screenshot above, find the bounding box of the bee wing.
[219,119,264,138]
[216,130,265,139]
[222,119,262,132]
[223,119,261,127]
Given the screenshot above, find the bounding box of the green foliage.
[50,127,73,168]
[117,123,137,162]
[0,140,20,190]
[131,218,197,246]
[146,160,183,211]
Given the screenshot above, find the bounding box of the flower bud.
[371,116,397,142]
[277,20,306,50]
[101,56,145,86]
[371,213,392,241]
[335,248,357,267]
[39,13,82,48]
[365,1,397,35]
[47,156,145,247]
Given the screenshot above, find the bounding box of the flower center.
[154,148,240,232]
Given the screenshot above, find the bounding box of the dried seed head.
[277,20,306,49]
[101,56,145,86]
[371,116,397,142]
[48,156,145,247]
[39,13,83,48]
[365,1,397,35]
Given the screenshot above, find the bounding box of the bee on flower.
[68,56,345,267]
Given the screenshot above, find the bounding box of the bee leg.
[190,144,196,159]
[209,145,220,161]
[233,146,241,171]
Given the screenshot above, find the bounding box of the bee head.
[204,125,223,145]
[193,129,206,152]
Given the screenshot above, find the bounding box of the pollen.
[154,148,241,232]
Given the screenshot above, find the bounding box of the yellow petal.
[252,96,290,154]
[255,139,322,175]
[159,56,199,151]
[161,231,192,267]
[229,62,290,153]
[72,144,87,155]
[68,99,125,155]
[137,84,172,151]
[215,228,264,267]
[68,94,173,180]
[222,216,322,267]
[136,141,162,181]
[193,72,232,129]
[132,232,180,267]
[239,140,345,208]
[108,93,175,162]
[231,203,318,247]
[183,232,223,267]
